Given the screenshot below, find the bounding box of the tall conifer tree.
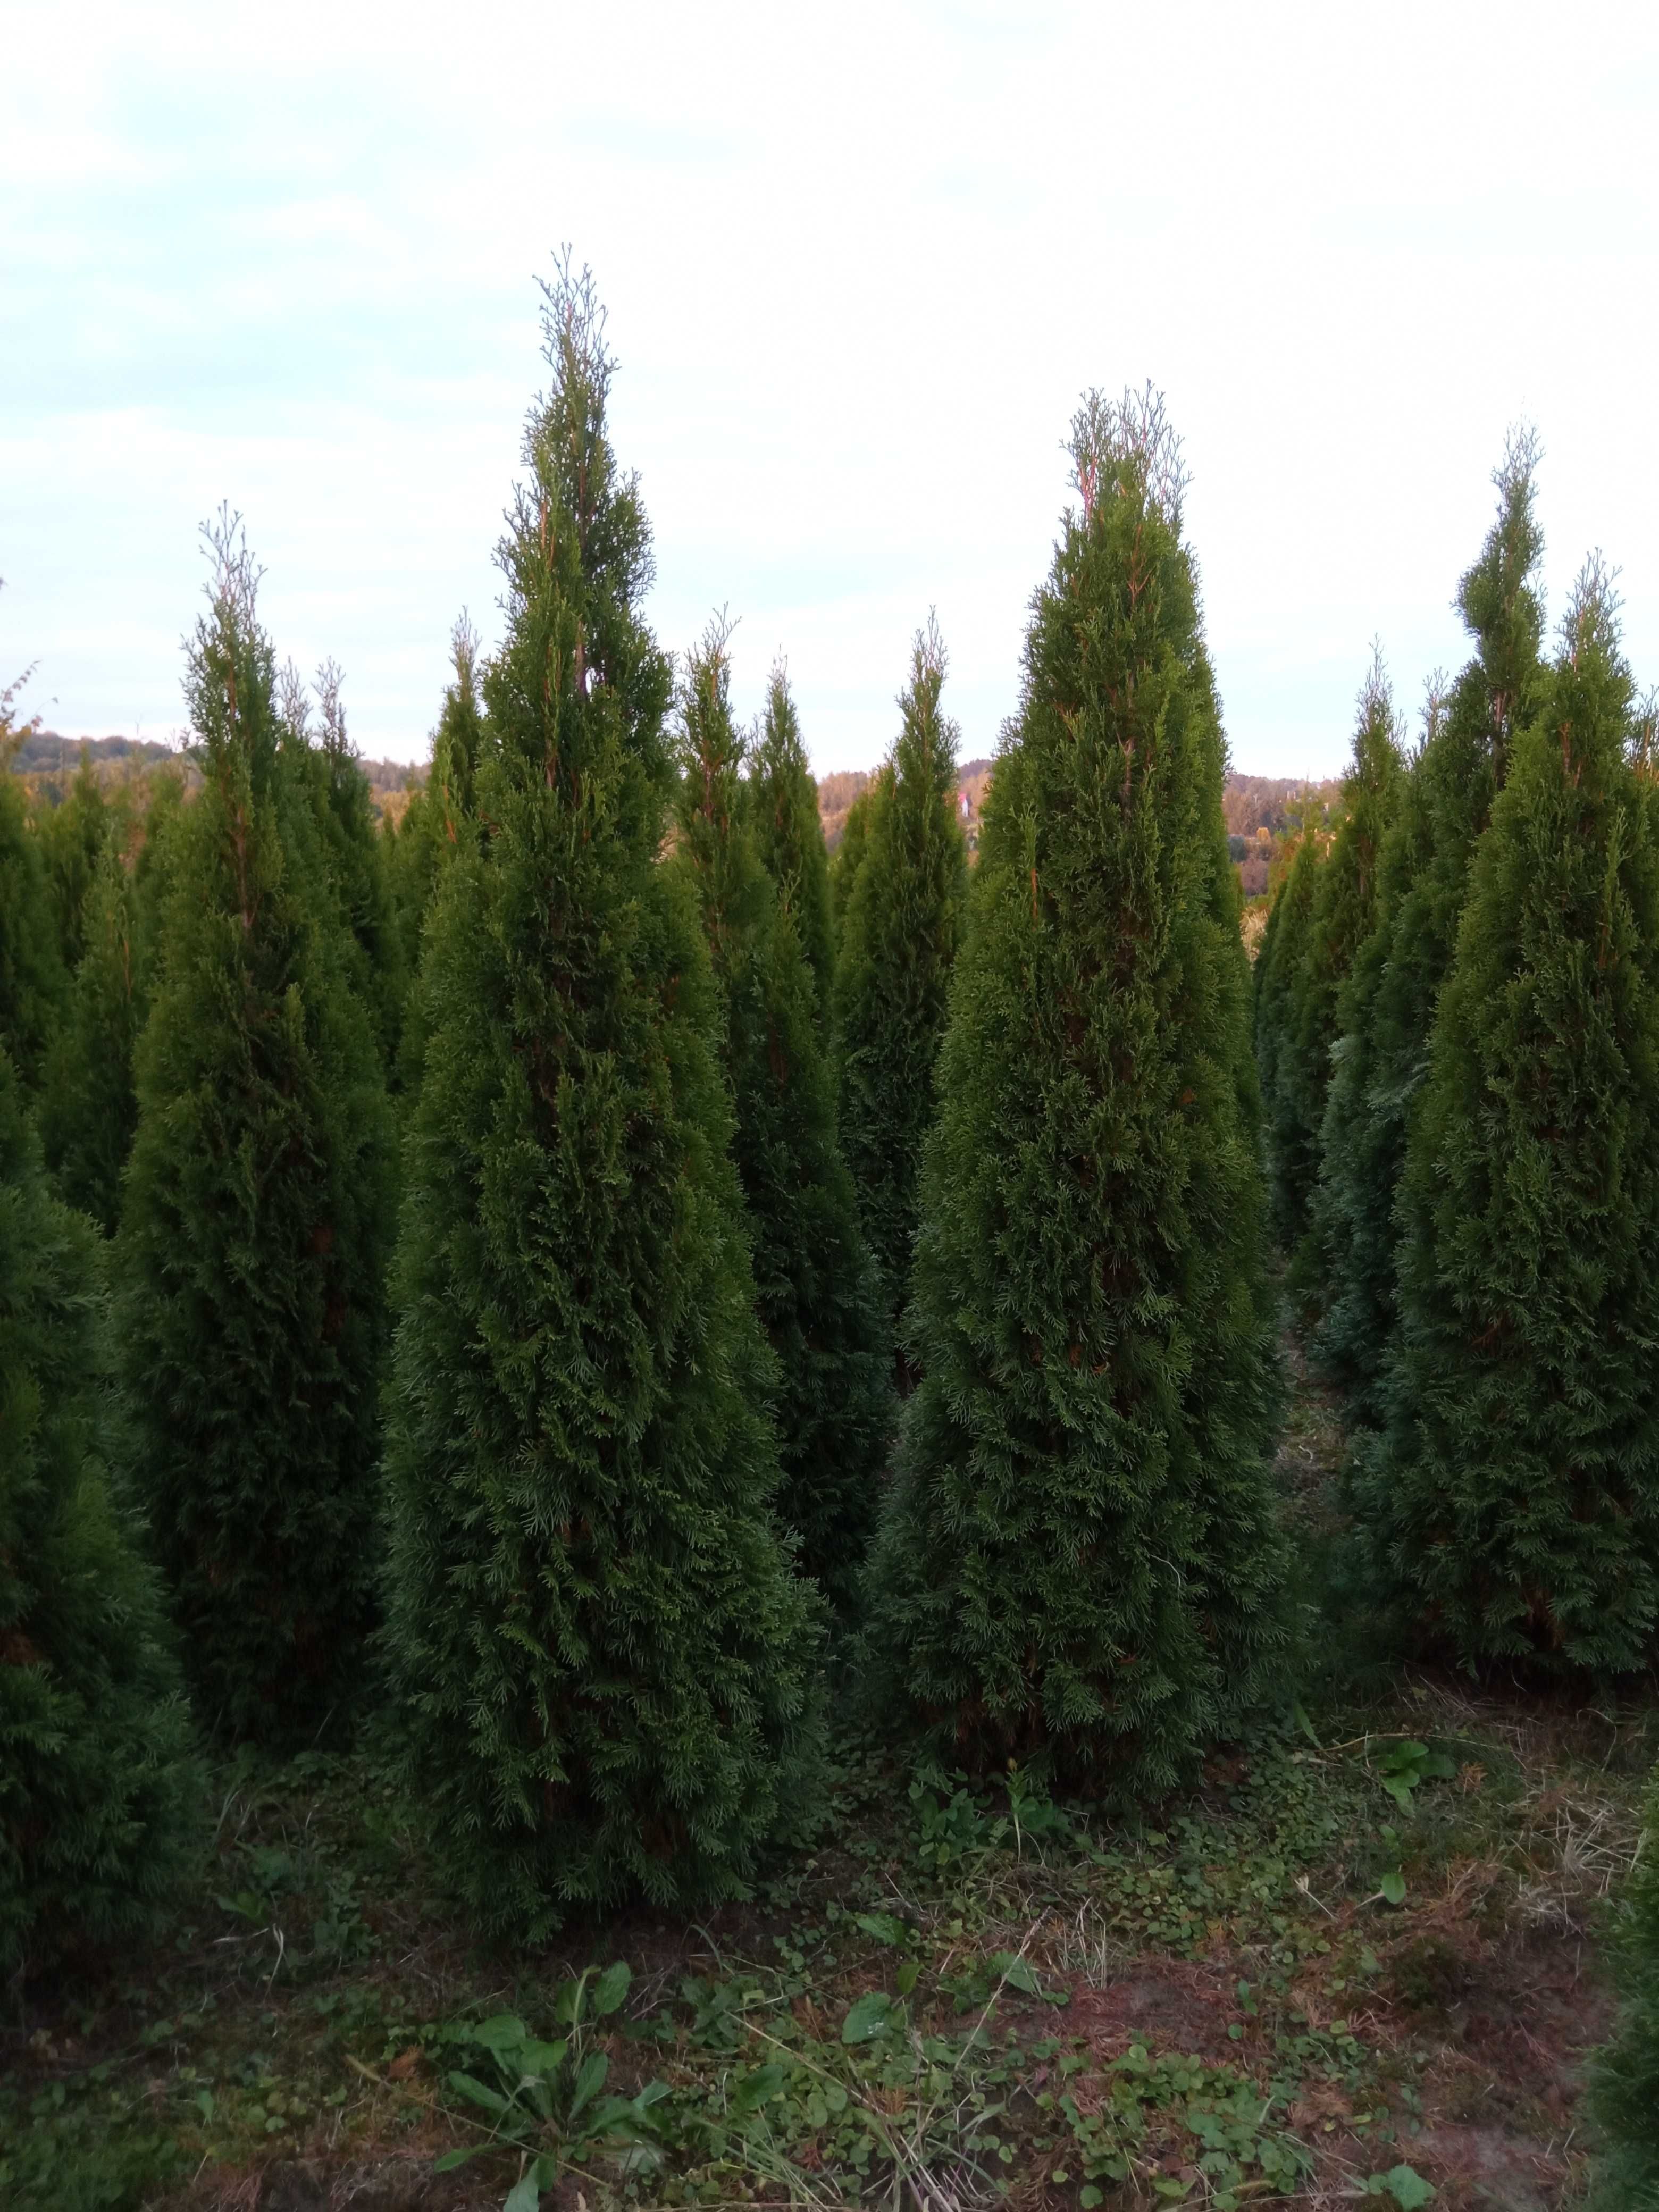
[867,393,1285,1787]
[280,659,407,1069]
[833,623,967,1350]
[0,766,65,1095]
[116,521,394,1740]
[673,624,891,1616]
[1,1046,199,1975]
[1253,832,1321,1244]
[37,749,118,975]
[1356,562,1659,1670]
[40,773,191,1236]
[381,265,821,1937]
[1312,439,1545,1417]
[828,773,883,935]
[41,844,143,1234]
[386,615,488,987]
[386,621,489,1098]
[1280,658,1404,1278]
[750,661,835,1025]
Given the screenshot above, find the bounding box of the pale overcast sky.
[5,2,1657,776]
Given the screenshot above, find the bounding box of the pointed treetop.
[0,579,41,763]
[183,508,280,801]
[1554,552,1633,790]
[1353,644,1405,769]
[1457,424,1546,770]
[750,657,835,1020]
[1068,382,1191,532]
[894,612,958,799]
[680,609,744,790]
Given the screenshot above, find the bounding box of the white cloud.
[5,0,1657,773]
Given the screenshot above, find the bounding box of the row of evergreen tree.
[1251,436,1659,2204]
[1252,432,1659,1675]
[19,265,1658,2067]
[3,267,1285,1966]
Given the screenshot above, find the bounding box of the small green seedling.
[1376,1741,1456,1811]
[434,1963,667,2208]
[1365,2162,1435,2207]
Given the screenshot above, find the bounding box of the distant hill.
[15,730,420,815]
[15,732,1335,873]
[817,759,1336,883]
[14,730,181,775]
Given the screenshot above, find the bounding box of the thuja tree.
[833,623,967,1347]
[866,393,1286,1788]
[117,520,394,1740]
[1313,437,1545,1420]
[280,659,406,1069]
[828,771,884,936]
[1588,1759,1659,2207]
[37,749,121,974]
[673,624,891,1616]
[41,773,191,1236]
[1253,830,1320,1242]
[386,615,488,987]
[41,844,143,1233]
[750,661,835,1025]
[381,264,822,1937]
[1,1046,199,1976]
[387,619,489,1096]
[1355,563,1659,1671]
[0,765,65,1095]
[1281,657,1404,1281]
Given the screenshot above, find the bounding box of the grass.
[4,1355,1655,2212]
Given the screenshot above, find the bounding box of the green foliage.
[828,770,883,935]
[435,1966,668,2202]
[115,517,395,1741]
[385,615,488,1091]
[1312,435,1545,1419]
[832,621,966,1347]
[0,1045,201,1979]
[381,261,822,1939]
[865,391,1286,1790]
[0,766,66,1092]
[1054,2043,1312,2206]
[1356,560,1659,1670]
[280,657,407,1071]
[35,749,121,974]
[0,2089,185,2212]
[749,660,835,1027]
[671,624,892,1614]
[39,845,143,1233]
[1283,656,1404,1272]
[1253,833,1321,1243]
[1588,1761,1659,2208]
[40,773,189,1235]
